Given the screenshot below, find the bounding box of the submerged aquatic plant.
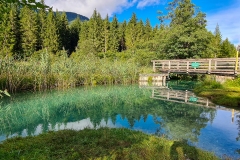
[0,89,10,98]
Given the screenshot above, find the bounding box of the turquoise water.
[0,82,240,159]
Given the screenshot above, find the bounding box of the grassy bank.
[194,76,240,107]
[0,128,218,160]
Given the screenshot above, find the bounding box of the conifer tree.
[103,14,110,54]
[77,21,90,54]
[119,20,127,52]
[125,13,138,50]
[220,38,236,58]
[42,9,59,53]
[20,6,38,56]
[88,9,104,54]
[56,11,69,51]
[109,15,119,53]
[152,24,159,37]
[37,0,47,50]
[213,24,222,58]
[144,19,152,41]
[136,19,145,46]
[79,22,88,44]
[69,16,81,53]
[0,6,18,58]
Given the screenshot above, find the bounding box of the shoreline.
[193,77,240,108]
[0,128,219,160]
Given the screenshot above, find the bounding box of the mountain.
[57,11,89,22]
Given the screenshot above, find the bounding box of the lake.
[0,81,240,159]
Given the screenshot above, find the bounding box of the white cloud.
[137,0,163,9]
[44,0,163,18]
[44,0,135,18]
[206,1,240,46]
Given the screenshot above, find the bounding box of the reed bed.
[0,50,140,92]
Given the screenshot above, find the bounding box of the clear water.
[0,82,240,159]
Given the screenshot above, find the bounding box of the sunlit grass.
[0,128,218,160]
[194,77,240,107]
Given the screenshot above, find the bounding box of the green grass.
[0,128,218,160]
[194,77,240,107]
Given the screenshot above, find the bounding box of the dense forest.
[0,0,237,91]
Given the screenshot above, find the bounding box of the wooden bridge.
[152,58,240,75]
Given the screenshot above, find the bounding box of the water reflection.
[151,87,214,107]
[0,84,240,158]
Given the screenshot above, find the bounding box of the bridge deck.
[152,58,240,75]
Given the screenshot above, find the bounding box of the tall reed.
[0,50,141,92]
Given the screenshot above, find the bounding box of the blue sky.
[44,0,240,46]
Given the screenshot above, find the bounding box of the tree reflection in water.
[0,85,215,144]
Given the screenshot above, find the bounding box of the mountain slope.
[56,11,89,22]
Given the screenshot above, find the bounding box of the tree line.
[0,0,236,64]
[0,0,237,91]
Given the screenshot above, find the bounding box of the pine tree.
[56,11,69,51]
[20,6,38,57]
[119,20,127,52]
[213,24,222,58]
[88,9,104,54]
[77,21,90,55]
[103,14,110,54]
[0,6,18,58]
[109,15,119,53]
[220,38,236,58]
[144,19,153,41]
[69,16,81,53]
[152,24,159,38]
[125,13,138,50]
[136,19,145,47]
[37,0,47,50]
[43,9,59,53]
[10,5,21,58]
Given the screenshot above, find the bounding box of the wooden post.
[185,90,188,102]
[153,61,156,72]
[186,61,189,73]
[168,61,171,70]
[167,90,170,100]
[214,60,217,70]
[208,59,211,74]
[236,45,240,74]
[163,76,166,86]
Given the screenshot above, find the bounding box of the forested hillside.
[64,12,89,22]
[0,0,237,91]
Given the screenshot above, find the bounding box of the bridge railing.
[152,58,240,75]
